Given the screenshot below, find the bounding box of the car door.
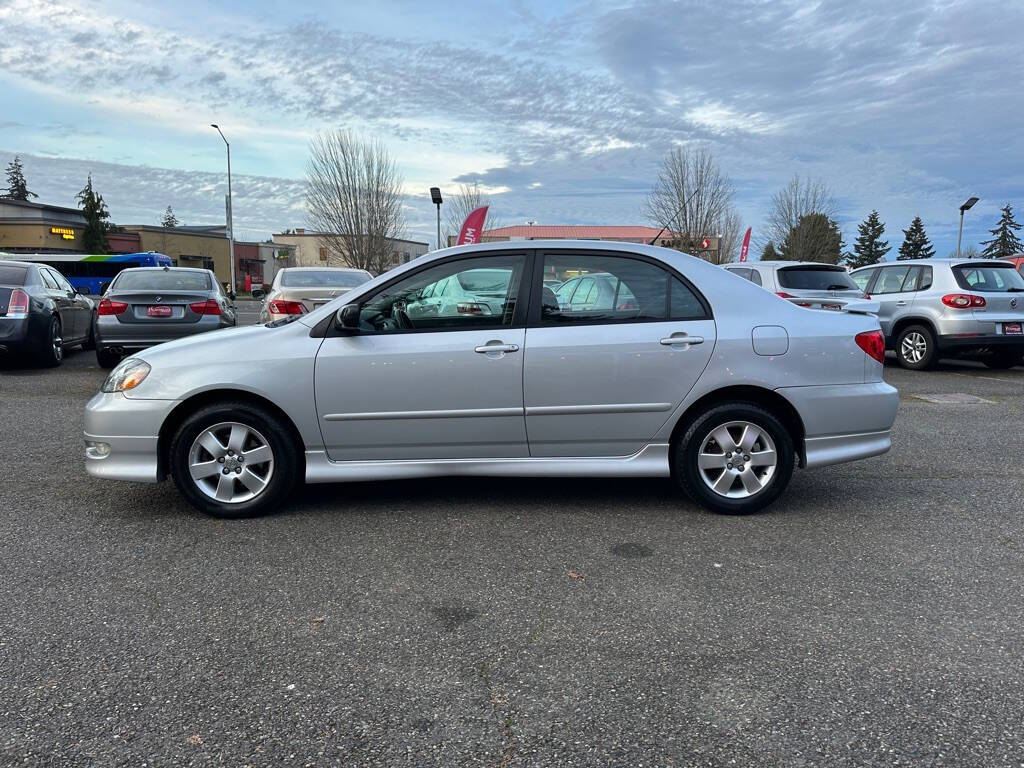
[48,268,88,340]
[314,252,530,461]
[868,265,913,336]
[524,251,716,457]
[38,268,78,339]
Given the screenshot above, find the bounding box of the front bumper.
[83,392,177,482]
[777,381,899,469]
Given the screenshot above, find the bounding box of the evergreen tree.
[762,242,778,260]
[980,204,1023,259]
[3,155,37,200]
[779,212,844,264]
[897,216,935,260]
[77,174,111,253]
[161,205,179,228]
[843,209,890,268]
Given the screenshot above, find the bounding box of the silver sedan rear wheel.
[900,332,927,364]
[187,421,275,504]
[697,420,778,499]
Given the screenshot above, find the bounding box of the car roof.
[849,258,1014,271]
[118,266,210,273]
[281,266,371,273]
[747,261,847,268]
[0,260,35,268]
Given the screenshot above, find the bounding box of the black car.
[0,260,95,367]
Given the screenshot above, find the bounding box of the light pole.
[211,124,236,295]
[430,187,443,249]
[956,196,979,259]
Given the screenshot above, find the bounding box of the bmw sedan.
[94,266,236,368]
[84,241,898,518]
[0,260,94,366]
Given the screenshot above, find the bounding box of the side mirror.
[251,287,265,300]
[76,286,90,296]
[336,303,361,330]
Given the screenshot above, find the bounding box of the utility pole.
[211,124,236,295]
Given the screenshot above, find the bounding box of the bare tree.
[645,145,736,261]
[305,129,407,274]
[715,208,744,264]
[763,174,837,251]
[442,182,503,246]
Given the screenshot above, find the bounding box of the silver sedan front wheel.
[697,420,778,499]
[900,332,927,364]
[187,421,275,504]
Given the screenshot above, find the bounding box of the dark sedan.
[94,266,236,368]
[0,260,94,367]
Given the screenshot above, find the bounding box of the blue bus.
[0,251,173,295]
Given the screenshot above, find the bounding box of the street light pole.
[211,124,236,295]
[430,187,443,249]
[956,196,979,259]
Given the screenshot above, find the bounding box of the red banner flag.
[739,227,752,262]
[457,205,489,245]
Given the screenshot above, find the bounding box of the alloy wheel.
[187,421,275,504]
[900,332,927,364]
[52,321,63,362]
[697,420,778,498]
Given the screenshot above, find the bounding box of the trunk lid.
[107,290,214,324]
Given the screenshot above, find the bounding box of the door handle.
[660,334,704,346]
[475,343,519,353]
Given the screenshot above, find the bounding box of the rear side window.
[0,265,27,285]
[540,253,708,325]
[114,270,212,291]
[748,269,763,287]
[777,266,858,291]
[952,264,1024,292]
[39,269,59,289]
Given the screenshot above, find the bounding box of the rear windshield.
[456,269,511,292]
[0,265,28,285]
[114,270,211,291]
[281,270,371,288]
[952,264,1024,292]
[777,266,859,291]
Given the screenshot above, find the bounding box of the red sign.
[740,227,752,262]
[700,236,710,249]
[457,205,489,245]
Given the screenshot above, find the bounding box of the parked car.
[1001,255,1024,275]
[553,272,639,312]
[94,266,236,368]
[724,261,865,307]
[0,260,94,366]
[84,240,898,519]
[256,267,373,323]
[850,259,1024,369]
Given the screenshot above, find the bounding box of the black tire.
[168,401,299,519]
[34,315,63,368]
[895,324,937,370]
[673,402,796,515]
[96,347,121,369]
[81,316,96,350]
[983,351,1021,369]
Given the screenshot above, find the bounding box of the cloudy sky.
[1,0,1021,254]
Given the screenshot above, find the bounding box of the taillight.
[6,288,29,318]
[941,293,986,309]
[189,299,222,315]
[268,299,305,315]
[777,292,811,308]
[456,302,488,315]
[97,298,128,315]
[856,330,885,364]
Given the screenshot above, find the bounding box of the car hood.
[133,323,270,363]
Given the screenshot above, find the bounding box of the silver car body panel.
[85,240,898,487]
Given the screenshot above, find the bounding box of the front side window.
[540,253,707,325]
[873,266,911,295]
[356,254,525,333]
[851,268,876,292]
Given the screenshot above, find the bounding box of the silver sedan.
[84,240,898,518]
[255,267,372,323]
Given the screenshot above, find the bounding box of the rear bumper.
[777,381,899,469]
[83,391,177,483]
[0,316,30,351]
[934,315,1024,350]
[94,316,223,350]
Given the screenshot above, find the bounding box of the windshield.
[281,270,371,288]
[0,265,27,285]
[114,270,211,291]
[777,266,859,291]
[952,264,1024,292]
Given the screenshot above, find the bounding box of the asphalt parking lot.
[2,346,1023,767]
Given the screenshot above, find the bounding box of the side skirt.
[304,444,671,483]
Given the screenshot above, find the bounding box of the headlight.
[101,358,151,393]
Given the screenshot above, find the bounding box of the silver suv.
[725,261,864,306]
[850,259,1024,369]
